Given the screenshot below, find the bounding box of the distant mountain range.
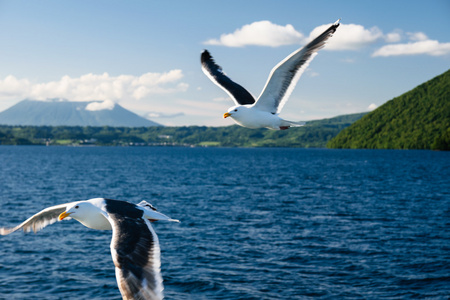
[328,69,449,150]
[0,99,161,127]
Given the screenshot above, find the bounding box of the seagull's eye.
[75,205,79,209]
[234,109,238,112]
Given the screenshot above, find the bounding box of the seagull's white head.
[223,105,240,119]
[224,105,252,119]
[59,201,92,221]
[59,200,111,230]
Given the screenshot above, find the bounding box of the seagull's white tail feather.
[138,201,180,223]
[282,119,306,127]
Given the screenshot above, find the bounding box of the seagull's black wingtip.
[201,49,213,63]
[332,19,341,30]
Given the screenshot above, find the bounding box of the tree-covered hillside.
[328,69,450,150]
[0,113,366,147]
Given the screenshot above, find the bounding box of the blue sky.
[0,0,449,126]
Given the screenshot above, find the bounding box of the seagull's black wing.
[106,199,164,300]
[201,50,256,105]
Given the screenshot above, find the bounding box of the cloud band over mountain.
[0,70,188,102]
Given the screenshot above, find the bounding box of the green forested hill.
[0,112,366,148]
[328,69,450,150]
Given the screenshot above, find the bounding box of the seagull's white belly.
[77,214,112,230]
[232,110,281,130]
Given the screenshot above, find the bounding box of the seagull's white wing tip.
[0,228,12,235]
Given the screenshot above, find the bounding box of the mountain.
[0,99,161,127]
[328,69,450,150]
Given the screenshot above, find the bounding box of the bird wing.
[106,199,164,300]
[254,20,340,113]
[201,49,256,105]
[0,202,73,235]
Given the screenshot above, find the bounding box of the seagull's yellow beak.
[223,112,231,118]
[58,211,72,221]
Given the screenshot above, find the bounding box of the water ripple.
[0,147,448,299]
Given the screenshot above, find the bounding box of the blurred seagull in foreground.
[201,19,340,130]
[0,198,179,300]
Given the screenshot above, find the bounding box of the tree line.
[0,113,365,148]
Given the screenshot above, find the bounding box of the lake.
[0,146,449,299]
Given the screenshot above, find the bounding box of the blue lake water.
[0,146,449,299]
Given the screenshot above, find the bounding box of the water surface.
[0,146,448,299]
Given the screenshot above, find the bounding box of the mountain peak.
[0,99,161,127]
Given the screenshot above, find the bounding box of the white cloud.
[384,30,402,43]
[407,32,428,41]
[85,100,115,111]
[204,21,386,50]
[368,103,378,111]
[372,39,450,57]
[0,75,31,99]
[203,20,450,58]
[204,20,304,47]
[0,70,188,102]
[309,23,383,50]
[373,30,450,57]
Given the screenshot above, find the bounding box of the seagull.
[0,198,179,300]
[201,19,340,130]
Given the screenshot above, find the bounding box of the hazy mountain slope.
[0,99,161,127]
